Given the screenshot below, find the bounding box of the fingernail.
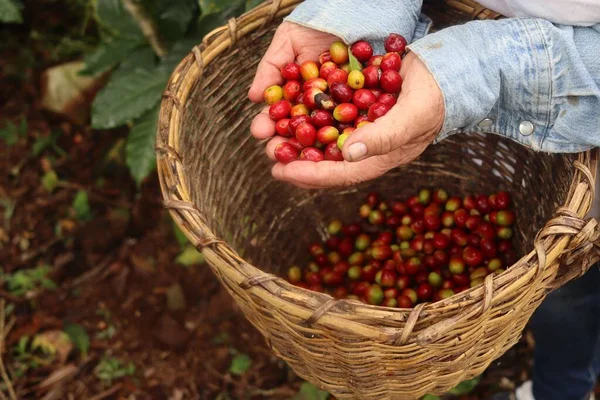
[347,142,367,161]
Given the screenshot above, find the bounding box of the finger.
[265,136,287,160]
[272,156,393,189]
[248,30,294,102]
[342,108,413,162]
[250,106,276,139]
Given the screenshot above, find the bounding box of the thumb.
[342,110,411,162]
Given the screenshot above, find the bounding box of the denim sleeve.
[284,0,431,54]
[408,18,600,153]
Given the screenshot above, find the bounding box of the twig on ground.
[0,300,18,400]
[88,383,123,400]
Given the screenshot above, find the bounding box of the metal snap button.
[519,121,534,136]
[478,118,494,128]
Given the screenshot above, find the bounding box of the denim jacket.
[285,0,600,153]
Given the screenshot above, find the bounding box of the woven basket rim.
[155,0,599,344]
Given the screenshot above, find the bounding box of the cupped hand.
[248,22,340,140]
[268,52,446,189]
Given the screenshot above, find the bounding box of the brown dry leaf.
[40,61,108,125]
[37,364,79,391]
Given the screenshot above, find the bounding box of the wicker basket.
[156,0,600,398]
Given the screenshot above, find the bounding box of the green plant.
[0,265,56,296]
[82,0,263,186]
[94,357,135,384]
[0,118,26,146]
[0,0,23,23]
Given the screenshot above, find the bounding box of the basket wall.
[156,1,599,398]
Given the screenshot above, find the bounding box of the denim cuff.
[285,0,427,54]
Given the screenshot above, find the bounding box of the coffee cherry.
[330,82,353,103]
[310,110,333,128]
[381,52,402,71]
[347,70,365,89]
[333,103,359,123]
[326,236,341,250]
[330,41,349,65]
[300,147,324,162]
[319,61,338,80]
[324,142,344,161]
[396,225,414,241]
[453,209,469,227]
[368,55,383,66]
[487,258,502,272]
[475,194,491,214]
[433,250,448,267]
[417,283,433,301]
[451,228,468,246]
[327,69,349,87]
[291,104,310,117]
[496,226,513,239]
[468,233,481,247]
[411,218,425,233]
[366,284,384,305]
[316,126,339,145]
[300,60,320,81]
[496,210,515,226]
[274,142,299,164]
[337,131,350,150]
[275,118,291,136]
[347,265,362,280]
[295,122,317,147]
[352,89,377,110]
[362,65,381,88]
[351,40,373,62]
[424,215,441,231]
[281,62,301,80]
[432,232,450,249]
[269,100,292,121]
[264,85,284,105]
[463,246,484,267]
[354,233,371,251]
[303,78,328,93]
[480,238,498,258]
[476,222,496,240]
[367,102,392,121]
[372,245,392,261]
[495,191,511,209]
[369,210,385,226]
[380,70,402,93]
[288,115,311,136]
[465,215,482,231]
[433,189,448,203]
[327,219,342,235]
[318,50,332,64]
[445,197,462,212]
[378,93,397,107]
[428,271,443,288]
[441,211,455,228]
[287,266,302,283]
[405,257,422,275]
[439,289,455,300]
[281,81,301,102]
[303,88,324,109]
[328,251,342,265]
[402,290,418,306]
[470,267,489,281]
[379,269,397,287]
[384,33,407,54]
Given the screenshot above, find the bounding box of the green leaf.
[292,382,330,400]
[175,245,205,266]
[91,67,167,129]
[95,0,144,40]
[146,0,198,42]
[81,38,145,76]
[173,222,189,247]
[64,323,90,357]
[41,170,59,193]
[197,0,246,36]
[126,105,158,185]
[348,48,362,71]
[119,46,157,72]
[0,0,22,23]
[448,376,481,395]
[229,353,251,375]
[245,0,263,11]
[72,190,92,221]
[158,36,200,75]
[421,395,440,400]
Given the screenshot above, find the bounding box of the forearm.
[285,0,429,53]
[408,18,600,153]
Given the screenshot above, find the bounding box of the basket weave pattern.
[156,1,600,398]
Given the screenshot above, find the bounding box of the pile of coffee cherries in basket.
[286,189,518,307]
[264,33,408,164]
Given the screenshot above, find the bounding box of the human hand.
[248,22,340,139]
[266,52,445,189]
